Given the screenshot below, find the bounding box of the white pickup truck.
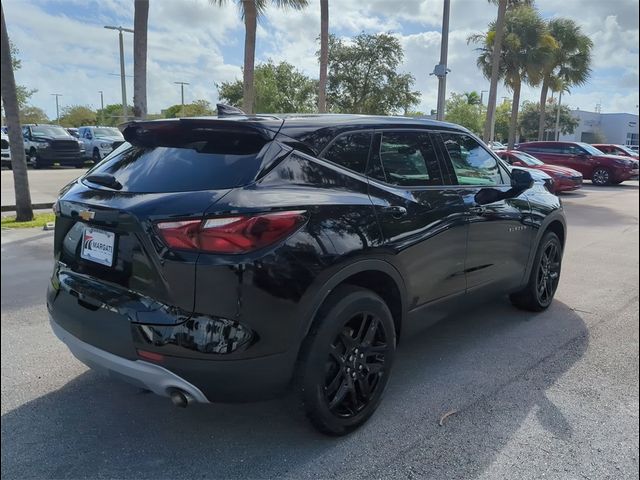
[78,126,125,162]
[1,132,11,169]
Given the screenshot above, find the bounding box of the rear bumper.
[50,317,209,403]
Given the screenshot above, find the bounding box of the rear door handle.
[382,205,408,218]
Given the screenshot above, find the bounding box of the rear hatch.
[52,118,283,322]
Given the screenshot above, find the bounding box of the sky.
[3,0,639,120]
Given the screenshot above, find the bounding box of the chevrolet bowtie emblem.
[79,210,95,221]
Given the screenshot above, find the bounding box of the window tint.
[375,131,443,186]
[322,132,372,174]
[440,133,503,186]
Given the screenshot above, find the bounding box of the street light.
[104,25,134,121]
[431,0,451,121]
[51,93,62,124]
[98,90,104,124]
[174,81,190,116]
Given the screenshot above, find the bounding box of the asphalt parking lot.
[1,182,638,480]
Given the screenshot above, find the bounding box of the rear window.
[86,130,269,193]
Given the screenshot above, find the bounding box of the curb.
[1,202,54,212]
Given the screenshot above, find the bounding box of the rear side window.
[321,132,372,174]
[87,130,269,193]
[374,131,443,186]
[440,133,503,186]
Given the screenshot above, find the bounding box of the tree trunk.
[537,79,549,140]
[482,0,507,143]
[133,0,149,120]
[1,5,32,221]
[242,0,257,114]
[317,0,329,113]
[508,78,521,149]
[554,90,563,141]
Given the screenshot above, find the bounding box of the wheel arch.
[524,211,567,282]
[298,259,407,348]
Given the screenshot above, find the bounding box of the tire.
[29,148,41,169]
[295,285,396,436]
[92,148,101,162]
[591,167,611,186]
[510,232,562,312]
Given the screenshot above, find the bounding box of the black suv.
[22,124,86,169]
[48,111,566,435]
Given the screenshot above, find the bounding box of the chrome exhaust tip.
[169,389,194,408]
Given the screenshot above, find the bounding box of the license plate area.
[80,226,116,267]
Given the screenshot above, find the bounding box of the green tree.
[1,40,36,121]
[445,92,485,135]
[59,105,97,127]
[324,33,420,115]
[481,0,534,143]
[537,18,592,139]
[162,99,214,118]
[1,5,32,221]
[210,0,309,114]
[19,106,49,124]
[493,100,511,143]
[519,100,578,141]
[218,61,317,113]
[463,91,482,106]
[97,103,133,126]
[470,6,556,148]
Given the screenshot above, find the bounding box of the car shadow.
[1,300,587,479]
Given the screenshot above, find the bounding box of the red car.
[517,141,640,186]
[592,144,639,160]
[497,150,583,193]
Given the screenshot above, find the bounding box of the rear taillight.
[156,211,306,254]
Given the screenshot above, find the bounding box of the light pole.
[51,93,62,124]
[174,81,190,116]
[98,90,104,124]
[432,0,451,121]
[104,25,134,121]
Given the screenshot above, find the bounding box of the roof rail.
[217,103,245,117]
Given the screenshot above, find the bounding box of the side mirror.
[87,134,93,140]
[511,168,534,190]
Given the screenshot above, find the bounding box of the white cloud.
[2,0,638,120]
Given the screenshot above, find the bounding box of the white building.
[559,110,639,146]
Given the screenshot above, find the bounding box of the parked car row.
[0,124,125,169]
[486,139,639,188]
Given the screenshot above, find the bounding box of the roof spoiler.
[217,103,245,117]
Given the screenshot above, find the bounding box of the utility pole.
[98,90,104,125]
[51,93,62,124]
[174,81,189,116]
[431,0,451,121]
[104,25,134,121]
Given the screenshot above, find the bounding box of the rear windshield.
[86,131,269,193]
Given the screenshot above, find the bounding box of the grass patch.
[1,212,56,229]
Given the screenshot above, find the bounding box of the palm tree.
[317,0,328,113]
[471,6,555,148]
[1,4,33,221]
[482,0,533,143]
[211,0,309,114]
[464,91,482,106]
[537,18,592,140]
[133,0,149,120]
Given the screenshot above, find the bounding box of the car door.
[366,129,468,310]
[436,132,533,293]
[560,144,595,177]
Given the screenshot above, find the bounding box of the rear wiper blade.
[85,173,123,190]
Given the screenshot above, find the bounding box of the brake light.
[156,211,306,254]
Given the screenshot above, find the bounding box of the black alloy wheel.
[297,285,396,435]
[510,231,562,312]
[535,239,561,308]
[324,312,388,418]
